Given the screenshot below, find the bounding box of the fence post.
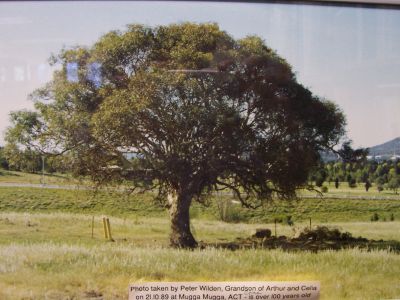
[91,216,94,238]
[106,218,113,241]
[103,217,109,239]
[274,219,277,237]
[309,217,312,230]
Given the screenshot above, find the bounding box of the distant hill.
[320,137,400,162]
[369,137,400,156]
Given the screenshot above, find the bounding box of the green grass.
[0,213,398,300]
[0,187,399,223]
[0,187,165,217]
[0,169,79,185]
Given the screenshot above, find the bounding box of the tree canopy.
[6,23,347,248]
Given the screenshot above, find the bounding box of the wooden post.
[274,219,277,237]
[309,217,312,230]
[106,218,113,241]
[91,216,94,238]
[103,217,109,239]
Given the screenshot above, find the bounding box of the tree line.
[310,159,400,193]
[0,146,69,174]
[2,144,398,194]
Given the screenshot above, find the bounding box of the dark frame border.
[1,0,400,9]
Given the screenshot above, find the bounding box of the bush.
[0,147,9,170]
[216,198,245,223]
[348,178,357,188]
[315,177,324,187]
[371,212,379,222]
[321,186,328,193]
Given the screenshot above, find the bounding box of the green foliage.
[386,176,400,194]
[314,159,400,194]
[365,180,371,192]
[216,197,244,223]
[348,177,357,188]
[314,168,327,187]
[0,147,9,170]
[3,144,42,173]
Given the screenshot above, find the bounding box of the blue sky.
[0,1,399,147]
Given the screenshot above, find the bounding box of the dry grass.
[0,242,398,300]
[0,213,398,299]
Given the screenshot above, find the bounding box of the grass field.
[0,213,399,300]
[0,170,399,299]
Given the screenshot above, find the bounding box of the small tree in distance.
[335,177,340,189]
[6,23,349,248]
[387,176,400,194]
[365,180,371,192]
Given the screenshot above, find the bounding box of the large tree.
[6,23,347,248]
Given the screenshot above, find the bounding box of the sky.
[0,1,399,148]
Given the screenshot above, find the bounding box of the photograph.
[0,1,399,299]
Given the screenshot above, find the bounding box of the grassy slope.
[0,187,399,223]
[0,169,78,185]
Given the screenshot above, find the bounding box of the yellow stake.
[91,216,94,238]
[103,217,109,239]
[106,218,113,241]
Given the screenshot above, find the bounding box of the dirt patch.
[201,226,400,252]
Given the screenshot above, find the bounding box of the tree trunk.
[168,191,197,248]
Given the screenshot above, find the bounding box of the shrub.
[216,198,245,223]
[371,213,379,222]
[348,178,357,188]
